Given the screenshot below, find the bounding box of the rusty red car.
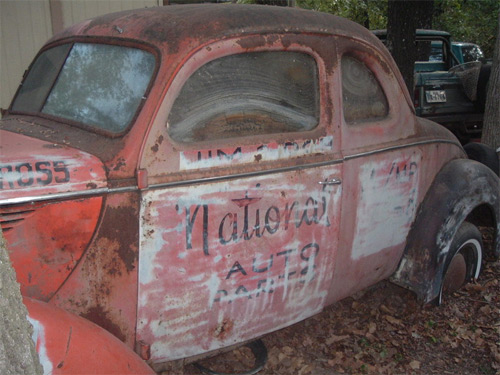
[1,4,498,374]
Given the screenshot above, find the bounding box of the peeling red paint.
[0,4,497,372]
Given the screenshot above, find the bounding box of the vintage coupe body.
[0,4,498,373]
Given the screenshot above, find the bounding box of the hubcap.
[443,252,467,294]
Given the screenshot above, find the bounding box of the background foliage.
[272,0,499,58]
[433,0,499,57]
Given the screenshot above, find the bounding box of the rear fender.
[391,159,499,303]
[25,298,155,375]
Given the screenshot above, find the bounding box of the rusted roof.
[49,4,382,51]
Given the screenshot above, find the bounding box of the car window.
[341,56,388,124]
[423,41,444,62]
[167,51,319,143]
[461,45,484,63]
[12,43,156,134]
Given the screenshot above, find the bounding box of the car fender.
[391,159,499,303]
[24,298,155,375]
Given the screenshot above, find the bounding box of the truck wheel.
[437,222,483,305]
[463,142,499,176]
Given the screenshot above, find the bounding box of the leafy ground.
[165,236,499,375]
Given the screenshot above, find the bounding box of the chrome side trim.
[0,187,111,206]
[0,139,460,205]
[344,139,461,160]
[145,139,460,191]
[146,158,344,191]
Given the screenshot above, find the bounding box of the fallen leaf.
[384,315,403,326]
[325,335,350,345]
[409,360,421,369]
[368,322,377,334]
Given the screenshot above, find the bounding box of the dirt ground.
[166,239,500,375]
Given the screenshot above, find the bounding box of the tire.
[437,222,483,305]
[474,64,490,112]
[463,142,500,176]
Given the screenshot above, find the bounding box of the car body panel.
[0,130,106,300]
[138,163,342,361]
[0,130,107,202]
[392,159,500,303]
[0,4,498,370]
[25,297,154,375]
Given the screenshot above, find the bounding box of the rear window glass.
[167,51,319,143]
[342,56,388,124]
[12,43,155,134]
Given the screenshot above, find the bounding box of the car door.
[136,36,344,362]
[327,40,423,303]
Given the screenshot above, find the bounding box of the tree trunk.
[386,0,435,93]
[362,0,370,29]
[0,232,43,375]
[415,0,434,29]
[481,13,500,153]
[386,0,419,93]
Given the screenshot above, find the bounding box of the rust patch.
[237,34,267,50]
[112,157,126,171]
[74,198,138,305]
[99,204,139,273]
[93,237,123,277]
[213,319,234,340]
[81,305,126,342]
[254,154,262,162]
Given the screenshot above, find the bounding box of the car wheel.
[437,222,483,305]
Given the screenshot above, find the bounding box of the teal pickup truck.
[451,41,485,65]
[373,30,490,144]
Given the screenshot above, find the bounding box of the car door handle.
[318,178,342,185]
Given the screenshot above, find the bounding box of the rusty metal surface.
[2,198,102,301]
[0,130,107,202]
[138,162,343,362]
[391,159,500,303]
[51,191,141,347]
[0,4,409,180]
[0,4,498,370]
[25,297,154,374]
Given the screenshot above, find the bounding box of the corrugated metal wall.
[1,1,52,112]
[1,0,159,114]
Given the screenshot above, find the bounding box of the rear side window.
[341,56,388,124]
[167,51,319,143]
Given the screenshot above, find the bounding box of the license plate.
[425,90,447,103]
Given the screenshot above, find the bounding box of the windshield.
[11,43,156,134]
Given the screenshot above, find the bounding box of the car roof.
[452,42,479,47]
[50,4,384,52]
[372,29,451,38]
[44,4,413,114]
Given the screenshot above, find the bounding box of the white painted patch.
[137,163,342,363]
[28,316,52,375]
[179,136,334,170]
[352,154,420,259]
